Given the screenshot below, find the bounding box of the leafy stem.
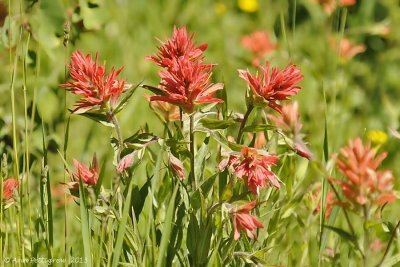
[363,204,370,266]
[236,104,254,144]
[189,114,197,190]
[377,218,400,267]
[109,111,123,161]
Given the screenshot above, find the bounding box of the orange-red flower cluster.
[67,155,99,190]
[315,0,357,15]
[238,62,303,113]
[61,51,128,113]
[221,147,280,194]
[241,31,276,66]
[2,178,19,201]
[146,26,224,113]
[230,201,264,240]
[332,138,396,206]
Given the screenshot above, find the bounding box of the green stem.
[363,205,370,266]
[236,104,254,144]
[189,114,196,190]
[377,219,400,267]
[63,20,70,265]
[109,111,123,161]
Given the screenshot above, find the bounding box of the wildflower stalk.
[109,111,123,161]
[22,29,34,255]
[189,114,197,190]
[236,104,254,144]
[362,205,370,265]
[378,219,400,266]
[63,18,70,265]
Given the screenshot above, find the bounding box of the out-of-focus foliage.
[1,0,400,266]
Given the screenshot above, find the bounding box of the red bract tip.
[238,61,303,113]
[146,26,208,69]
[2,178,19,201]
[60,51,127,113]
[146,26,224,113]
[224,147,280,194]
[230,201,264,240]
[69,155,99,187]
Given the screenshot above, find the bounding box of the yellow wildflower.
[367,130,388,145]
[238,0,259,13]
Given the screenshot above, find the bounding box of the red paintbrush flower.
[117,153,135,173]
[233,147,280,194]
[2,178,19,201]
[332,138,397,206]
[146,26,224,113]
[145,25,208,68]
[61,51,128,113]
[238,61,303,113]
[151,56,223,113]
[67,155,99,189]
[230,201,264,240]
[169,153,185,180]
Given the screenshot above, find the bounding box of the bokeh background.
[1,0,400,265]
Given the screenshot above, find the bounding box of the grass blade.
[156,184,179,267]
[79,175,92,266]
[111,174,136,267]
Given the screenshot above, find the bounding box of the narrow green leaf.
[242,124,275,133]
[199,118,235,130]
[324,225,356,242]
[113,81,142,114]
[195,136,210,182]
[79,176,92,266]
[111,176,136,267]
[141,84,167,95]
[200,173,218,197]
[156,184,179,267]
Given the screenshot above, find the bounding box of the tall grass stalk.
[63,17,71,265]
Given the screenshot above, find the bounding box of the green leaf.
[324,225,356,242]
[191,190,203,211]
[113,81,142,114]
[79,175,92,266]
[111,175,136,267]
[156,184,179,267]
[75,110,114,127]
[242,124,275,133]
[199,118,235,130]
[141,84,167,96]
[195,136,210,182]
[219,169,228,198]
[196,218,213,265]
[187,213,199,260]
[200,173,218,197]
[131,178,151,220]
[124,132,158,148]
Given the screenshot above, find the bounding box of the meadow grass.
[1,0,400,266]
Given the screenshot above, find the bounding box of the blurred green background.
[1,0,400,264]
